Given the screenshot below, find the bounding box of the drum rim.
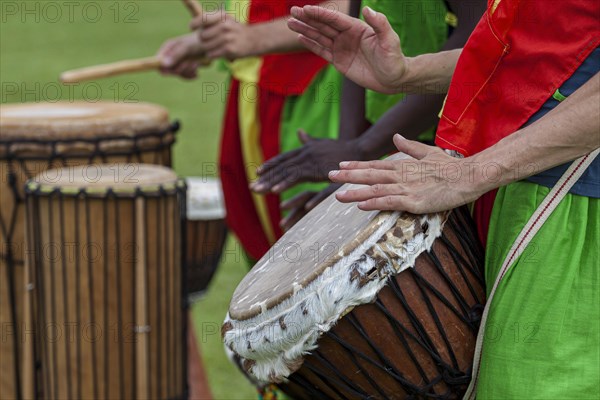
[0,124,178,145]
[25,163,184,198]
[0,122,179,161]
[25,180,185,198]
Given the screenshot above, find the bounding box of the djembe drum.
[24,164,186,400]
[223,157,486,399]
[185,177,227,302]
[0,101,178,399]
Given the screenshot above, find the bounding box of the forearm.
[391,49,461,94]
[355,94,445,159]
[339,78,370,140]
[338,0,368,140]
[354,0,485,157]
[247,18,303,54]
[249,0,351,55]
[471,73,600,192]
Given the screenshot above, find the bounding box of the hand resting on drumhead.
[157,33,206,79]
[331,73,600,214]
[254,0,483,202]
[330,135,484,214]
[252,93,451,195]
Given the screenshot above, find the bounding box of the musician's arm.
[247,0,351,55]
[194,1,351,60]
[354,0,487,159]
[338,0,371,140]
[331,73,600,213]
[469,72,600,192]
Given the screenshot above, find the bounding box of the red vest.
[436,0,600,156]
[249,0,328,96]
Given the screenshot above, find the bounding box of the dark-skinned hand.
[251,130,361,194]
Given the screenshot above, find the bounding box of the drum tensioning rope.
[0,121,180,259]
[285,209,485,399]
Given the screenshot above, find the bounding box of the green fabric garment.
[362,0,448,126]
[478,181,599,399]
[280,64,342,202]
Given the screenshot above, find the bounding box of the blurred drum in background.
[0,101,178,399]
[24,164,187,400]
[223,157,486,399]
[185,177,227,302]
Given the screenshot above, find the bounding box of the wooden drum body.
[24,164,186,400]
[223,157,486,399]
[0,102,178,399]
[185,178,227,302]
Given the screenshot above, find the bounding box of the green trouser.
[478,181,599,399]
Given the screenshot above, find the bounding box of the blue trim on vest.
[525,46,600,198]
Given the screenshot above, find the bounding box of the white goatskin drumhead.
[0,101,170,139]
[186,177,226,220]
[1,105,100,119]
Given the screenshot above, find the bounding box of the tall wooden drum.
[223,156,486,399]
[24,164,186,400]
[0,101,178,399]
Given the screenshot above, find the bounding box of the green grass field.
[1,1,255,398]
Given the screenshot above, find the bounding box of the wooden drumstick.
[60,56,162,83]
[60,1,206,83]
[182,0,203,17]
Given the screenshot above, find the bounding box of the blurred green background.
[1,0,255,398]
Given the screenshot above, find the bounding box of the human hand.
[157,33,205,79]
[279,184,340,231]
[287,5,406,94]
[329,135,488,214]
[191,10,256,60]
[251,130,361,194]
